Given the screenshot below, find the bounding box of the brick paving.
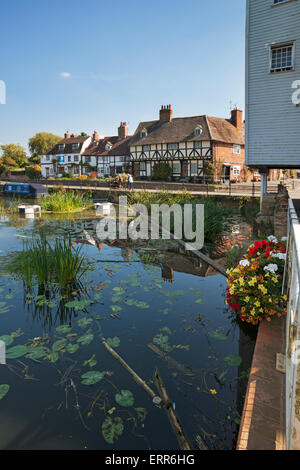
[237,316,286,450]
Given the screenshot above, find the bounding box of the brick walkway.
[237,316,286,450]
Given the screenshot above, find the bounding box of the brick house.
[130,106,250,182]
[83,123,132,177]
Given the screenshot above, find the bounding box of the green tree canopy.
[0,144,28,168]
[28,132,62,162]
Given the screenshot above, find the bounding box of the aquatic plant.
[5,234,91,289]
[40,190,92,212]
[226,235,287,324]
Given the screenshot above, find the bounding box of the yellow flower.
[251,308,256,315]
[239,278,245,286]
[258,284,267,295]
[272,277,278,284]
[209,389,217,395]
[283,295,287,301]
[229,287,235,295]
[245,296,250,303]
[248,277,257,286]
[255,301,261,307]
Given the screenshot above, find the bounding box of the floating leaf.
[0,335,13,346]
[6,345,27,359]
[77,333,94,345]
[208,330,228,341]
[78,317,93,328]
[115,390,134,407]
[55,324,72,334]
[65,299,93,311]
[102,417,124,444]
[106,337,120,348]
[110,305,122,313]
[26,346,48,360]
[52,339,66,352]
[0,384,10,400]
[81,370,105,385]
[66,343,79,354]
[224,354,242,367]
[48,351,59,363]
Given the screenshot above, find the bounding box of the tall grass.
[121,190,236,244]
[6,234,91,289]
[40,191,92,213]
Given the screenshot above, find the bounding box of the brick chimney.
[92,130,100,142]
[159,105,173,122]
[231,108,243,129]
[64,131,71,139]
[118,122,128,139]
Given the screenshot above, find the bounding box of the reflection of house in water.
[60,218,219,279]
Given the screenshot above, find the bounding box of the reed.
[40,191,92,213]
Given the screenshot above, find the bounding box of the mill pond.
[0,200,257,450]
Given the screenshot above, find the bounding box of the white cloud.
[60,72,71,79]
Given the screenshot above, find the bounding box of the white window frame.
[233,166,241,176]
[269,42,295,73]
[233,144,241,155]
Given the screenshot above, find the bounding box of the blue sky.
[0,0,246,151]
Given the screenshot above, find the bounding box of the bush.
[226,236,287,325]
[77,174,88,181]
[40,191,92,212]
[152,162,172,181]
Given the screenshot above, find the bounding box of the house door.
[224,165,231,184]
[46,167,50,177]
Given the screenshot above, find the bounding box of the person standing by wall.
[128,173,133,190]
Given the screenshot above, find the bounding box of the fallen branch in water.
[154,368,191,451]
[102,340,156,399]
[148,343,197,378]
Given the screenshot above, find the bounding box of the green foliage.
[0,144,28,169]
[115,390,134,407]
[0,384,10,400]
[40,191,92,213]
[224,354,242,366]
[5,234,91,289]
[102,417,124,444]
[28,132,62,161]
[152,162,172,181]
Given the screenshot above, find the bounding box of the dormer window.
[58,144,65,151]
[72,143,80,151]
[140,128,147,139]
[105,143,112,151]
[194,126,203,136]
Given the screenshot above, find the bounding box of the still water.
[0,213,256,450]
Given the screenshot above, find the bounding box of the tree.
[79,132,88,137]
[0,144,28,168]
[203,161,215,181]
[152,162,172,181]
[28,132,62,164]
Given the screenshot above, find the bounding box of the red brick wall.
[213,142,252,182]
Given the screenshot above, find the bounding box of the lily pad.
[6,345,27,359]
[102,417,124,444]
[78,317,93,329]
[110,305,122,313]
[55,324,72,334]
[0,335,13,346]
[77,333,94,345]
[26,346,48,360]
[115,389,134,407]
[208,330,228,341]
[81,370,105,385]
[66,343,79,354]
[224,354,242,366]
[0,384,10,400]
[65,299,93,311]
[106,337,120,348]
[52,339,67,352]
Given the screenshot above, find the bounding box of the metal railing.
[284,199,300,449]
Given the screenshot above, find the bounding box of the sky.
[0,0,246,151]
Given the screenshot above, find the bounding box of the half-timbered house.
[83,122,132,177]
[130,105,248,182]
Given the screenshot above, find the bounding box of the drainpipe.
[259,167,269,211]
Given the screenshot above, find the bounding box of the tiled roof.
[46,136,90,155]
[130,115,244,146]
[83,136,132,157]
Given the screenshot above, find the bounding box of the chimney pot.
[159,104,173,122]
[118,121,128,139]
